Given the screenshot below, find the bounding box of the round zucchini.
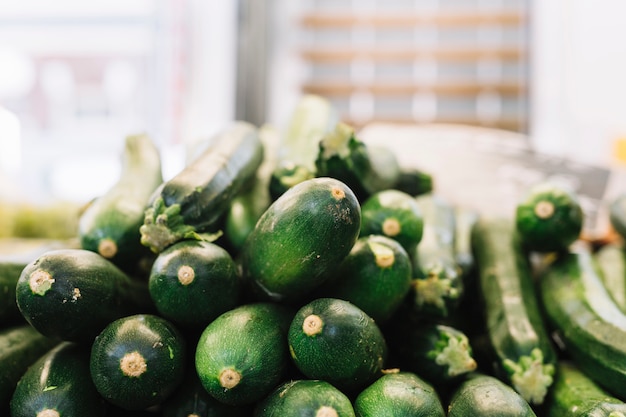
[392,167,434,197]
[287,297,387,393]
[148,239,240,329]
[89,314,186,410]
[195,302,293,406]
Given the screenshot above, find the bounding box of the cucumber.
[254,379,355,417]
[195,302,293,406]
[471,217,556,405]
[79,133,162,271]
[287,297,387,393]
[359,189,424,256]
[0,262,27,326]
[140,121,263,253]
[90,313,186,410]
[0,325,59,411]
[393,167,434,197]
[595,242,626,313]
[539,246,626,400]
[610,193,626,241]
[317,234,412,324]
[148,239,240,329]
[10,341,107,417]
[542,360,626,417]
[15,249,152,344]
[353,371,446,417]
[446,373,537,417]
[240,177,361,303]
[515,181,584,253]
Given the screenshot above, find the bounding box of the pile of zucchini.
[3,95,626,417]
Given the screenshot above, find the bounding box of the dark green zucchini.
[287,297,387,394]
[90,314,186,410]
[254,379,355,417]
[515,181,584,253]
[446,373,537,417]
[195,302,293,406]
[539,246,626,400]
[15,249,152,344]
[392,166,434,197]
[0,325,59,411]
[471,217,556,405]
[148,239,240,329]
[353,371,446,417]
[610,193,626,241]
[454,206,479,279]
[10,341,107,417]
[595,242,626,313]
[79,133,162,271]
[240,177,361,303]
[0,262,27,326]
[140,121,263,253]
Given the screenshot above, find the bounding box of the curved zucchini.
[353,371,446,417]
[10,342,107,417]
[515,181,583,253]
[240,177,361,303]
[16,249,152,344]
[140,121,263,253]
[393,166,434,197]
[90,314,187,410]
[610,193,626,241]
[595,242,626,313]
[471,217,556,405]
[0,262,27,326]
[79,133,162,271]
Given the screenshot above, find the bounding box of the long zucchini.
[140,121,263,253]
[595,242,626,313]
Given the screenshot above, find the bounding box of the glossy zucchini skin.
[240,177,361,303]
[254,379,356,417]
[90,314,187,410]
[10,342,107,417]
[140,121,263,253]
[539,247,626,400]
[15,249,152,344]
[0,262,27,326]
[471,217,556,405]
[595,242,626,313]
[446,373,537,417]
[353,371,446,417]
[79,133,162,271]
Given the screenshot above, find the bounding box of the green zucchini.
[317,234,413,324]
[15,249,152,344]
[140,121,263,253]
[240,177,361,303]
[10,341,107,417]
[359,189,424,256]
[0,325,59,411]
[148,239,240,329]
[195,302,293,406]
[90,313,186,410]
[353,371,446,417]
[254,379,355,417]
[0,262,27,326]
[515,181,584,253]
[610,193,626,241]
[595,242,626,313]
[392,166,434,197]
[287,297,387,393]
[79,133,162,271]
[446,373,537,417]
[471,216,556,405]
[454,206,479,279]
[539,246,626,400]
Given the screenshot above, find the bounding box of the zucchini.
[10,341,107,417]
[359,189,424,256]
[78,133,162,271]
[287,297,387,393]
[471,216,556,405]
[0,325,59,411]
[515,181,584,253]
[240,177,361,303]
[254,379,355,417]
[543,360,626,417]
[446,373,537,417]
[90,313,187,410]
[539,246,626,400]
[454,206,479,279]
[610,193,626,241]
[353,371,446,417]
[392,167,434,197]
[595,242,626,313]
[0,262,27,326]
[15,249,152,344]
[148,239,240,329]
[140,121,263,253]
[195,302,293,406]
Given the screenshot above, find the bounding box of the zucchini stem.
[29,270,55,296]
[303,314,324,336]
[37,410,60,417]
[502,347,554,405]
[534,200,555,219]
[140,198,199,253]
[219,368,242,389]
[177,265,195,286]
[316,406,339,417]
[97,238,118,259]
[120,351,148,378]
[431,333,477,377]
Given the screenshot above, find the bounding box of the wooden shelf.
[344,116,526,132]
[300,47,524,63]
[300,12,525,28]
[301,81,525,97]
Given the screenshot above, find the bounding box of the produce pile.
[3,95,626,416]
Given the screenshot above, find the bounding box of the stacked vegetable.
[3,94,626,416]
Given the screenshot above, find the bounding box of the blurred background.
[0,0,624,236]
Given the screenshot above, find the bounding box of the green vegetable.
[0,262,27,326]
[610,193,626,241]
[595,242,626,313]
[393,167,434,197]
